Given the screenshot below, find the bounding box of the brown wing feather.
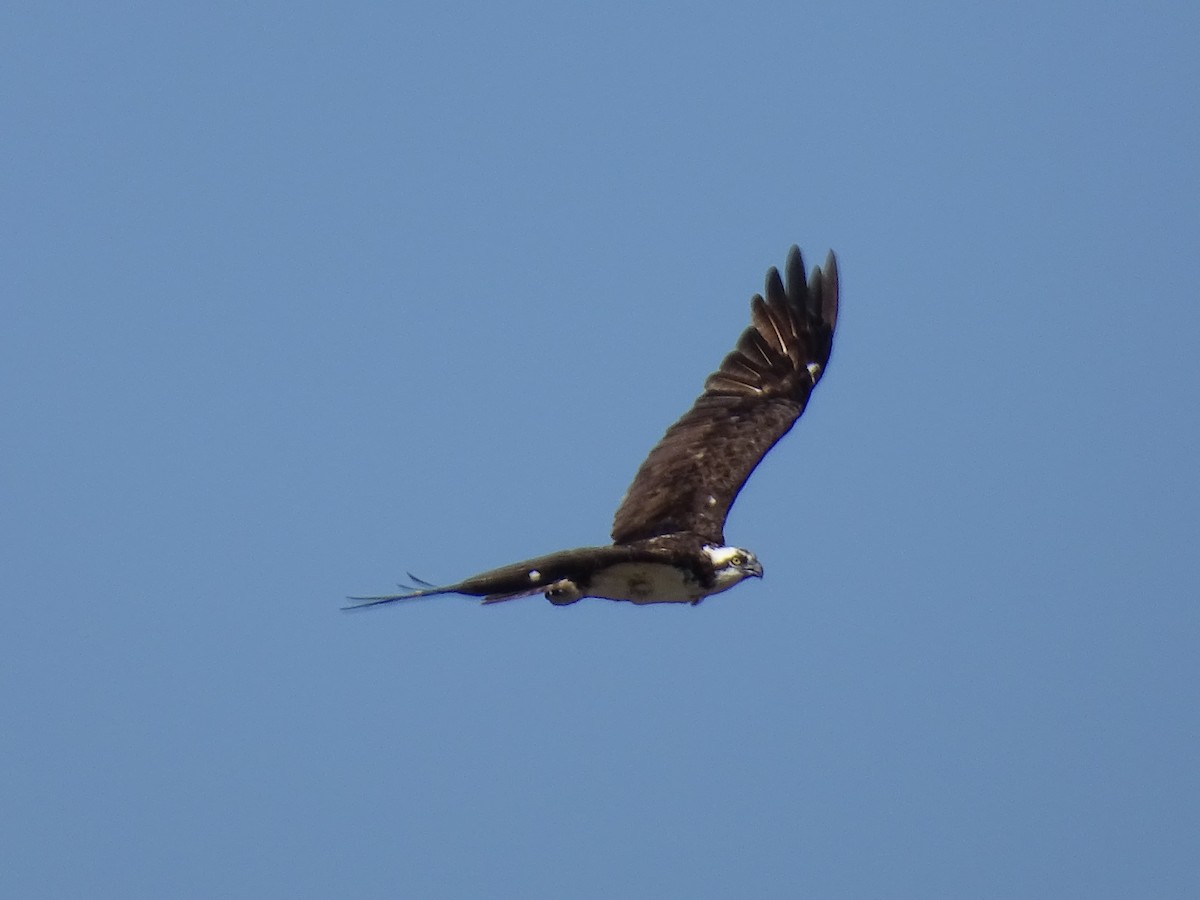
[610,246,838,545]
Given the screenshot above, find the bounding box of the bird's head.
[704,545,764,591]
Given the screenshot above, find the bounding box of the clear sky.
[4,2,1198,897]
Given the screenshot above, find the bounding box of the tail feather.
[405,572,439,588]
[342,583,456,610]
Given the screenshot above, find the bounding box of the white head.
[703,544,764,593]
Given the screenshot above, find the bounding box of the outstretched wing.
[344,545,643,608]
[611,246,838,546]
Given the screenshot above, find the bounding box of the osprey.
[348,245,838,608]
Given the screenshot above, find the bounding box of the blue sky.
[4,2,1198,897]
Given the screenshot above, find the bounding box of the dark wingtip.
[763,265,786,308]
[783,245,809,310]
[821,250,839,331]
[784,244,805,286]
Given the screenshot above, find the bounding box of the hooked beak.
[746,560,764,578]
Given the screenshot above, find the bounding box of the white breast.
[588,562,705,605]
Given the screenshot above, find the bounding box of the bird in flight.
[348,245,838,608]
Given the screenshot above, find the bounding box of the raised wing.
[610,246,838,546]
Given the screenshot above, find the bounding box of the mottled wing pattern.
[610,246,838,546]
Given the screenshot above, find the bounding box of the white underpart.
[709,565,751,593]
[589,563,705,605]
[587,546,758,605]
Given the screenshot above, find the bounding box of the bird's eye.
[731,553,745,566]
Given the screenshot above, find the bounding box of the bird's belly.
[588,562,703,604]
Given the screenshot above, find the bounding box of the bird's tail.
[342,573,454,609]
